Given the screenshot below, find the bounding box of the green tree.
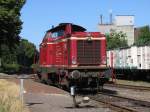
[0,0,26,54]
[0,0,26,72]
[0,39,37,73]
[17,39,37,68]
[134,26,150,46]
[1,44,19,72]
[106,30,128,50]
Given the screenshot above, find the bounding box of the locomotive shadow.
[76,89,98,95]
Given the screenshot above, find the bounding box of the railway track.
[105,83,150,91]
[1,73,150,112]
[88,92,150,112]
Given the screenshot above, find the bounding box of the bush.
[31,64,37,69]
[0,67,3,73]
[3,63,20,73]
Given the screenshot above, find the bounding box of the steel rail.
[90,96,138,112]
[89,92,150,112]
[105,83,150,91]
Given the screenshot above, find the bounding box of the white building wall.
[116,26,134,46]
[98,24,114,34]
[115,15,134,26]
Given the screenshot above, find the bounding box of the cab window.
[51,30,64,38]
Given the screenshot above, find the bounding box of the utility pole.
[18,74,28,111]
[70,86,78,107]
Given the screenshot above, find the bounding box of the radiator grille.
[77,40,100,65]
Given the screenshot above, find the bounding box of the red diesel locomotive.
[37,23,110,90]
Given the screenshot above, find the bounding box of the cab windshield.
[51,30,64,38]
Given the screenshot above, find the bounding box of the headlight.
[72,56,76,64]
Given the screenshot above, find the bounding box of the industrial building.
[98,15,135,46]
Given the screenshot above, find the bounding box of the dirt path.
[9,79,67,94]
[7,78,110,112]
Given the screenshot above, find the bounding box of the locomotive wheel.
[97,79,104,92]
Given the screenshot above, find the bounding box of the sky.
[20,0,150,49]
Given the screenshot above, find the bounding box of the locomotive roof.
[47,23,86,32]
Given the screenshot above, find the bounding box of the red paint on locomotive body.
[40,24,106,68]
[38,23,110,89]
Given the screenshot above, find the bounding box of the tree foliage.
[0,0,26,52]
[1,39,38,73]
[0,0,33,73]
[134,26,150,46]
[106,30,128,50]
[17,39,37,67]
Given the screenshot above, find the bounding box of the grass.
[0,79,29,112]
